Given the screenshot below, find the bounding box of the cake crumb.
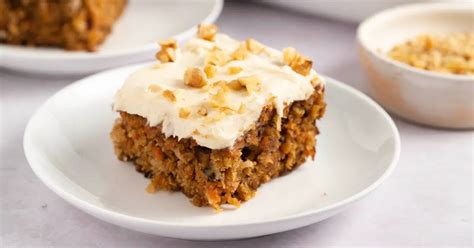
[197,106,208,116]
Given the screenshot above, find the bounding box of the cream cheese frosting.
[113,33,323,149]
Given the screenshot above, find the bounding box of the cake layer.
[113,31,323,149]
[111,87,325,209]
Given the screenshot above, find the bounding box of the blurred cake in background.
[0,0,127,51]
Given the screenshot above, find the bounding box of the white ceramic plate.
[0,0,223,75]
[23,63,400,240]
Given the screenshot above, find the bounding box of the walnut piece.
[231,42,248,60]
[210,88,227,107]
[227,80,243,91]
[184,67,208,88]
[283,47,299,64]
[155,38,177,63]
[282,47,313,76]
[290,56,313,76]
[197,106,208,116]
[204,65,217,78]
[179,108,191,119]
[246,39,264,53]
[162,90,176,102]
[155,47,176,63]
[197,23,218,41]
[228,66,243,75]
[237,76,261,94]
[213,80,230,92]
[159,38,177,49]
[206,48,231,66]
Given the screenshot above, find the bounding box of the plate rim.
[0,0,224,61]
[23,63,401,229]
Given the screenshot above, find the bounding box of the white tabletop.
[1,2,472,247]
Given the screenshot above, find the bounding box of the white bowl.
[23,62,400,240]
[357,3,474,129]
[0,0,223,75]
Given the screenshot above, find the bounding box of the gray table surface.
[1,2,472,247]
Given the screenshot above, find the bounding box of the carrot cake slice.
[110,24,326,210]
[0,0,127,51]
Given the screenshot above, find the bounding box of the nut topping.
[246,39,264,53]
[179,108,191,119]
[162,90,176,102]
[184,67,208,88]
[282,47,313,76]
[204,65,217,78]
[231,42,248,60]
[205,48,231,66]
[197,23,218,41]
[228,66,243,75]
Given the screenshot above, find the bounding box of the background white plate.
[0,0,223,75]
[23,63,400,240]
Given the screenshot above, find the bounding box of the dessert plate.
[23,63,400,240]
[0,0,223,75]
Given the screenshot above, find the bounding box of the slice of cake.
[0,0,127,51]
[111,24,326,210]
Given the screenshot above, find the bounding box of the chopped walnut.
[205,48,231,66]
[282,47,313,76]
[210,88,227,107]
[227,76,261,93]
[158,38,177,49]
[179,108,191,119]
[162,90,176,102]
[155,38,178,63]
[291,56,313,76]
[238,75,262,94]
[147,84,161,93]
[155,47,176,63]
[204,65,217,78]
[197,106,208,116]
[231,42,248,60]
[228,66,243,75]
[197,23,218,41]
[246,39,265,53]
[283,47,299,64]
[213,80,230,92]
[184,67,208,88]
[227,80,243,91]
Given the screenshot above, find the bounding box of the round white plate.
[0,0,223,75]
[23,63,400,240]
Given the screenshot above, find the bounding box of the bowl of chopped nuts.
[357,2,474,129]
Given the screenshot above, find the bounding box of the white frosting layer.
[114,34,322,149]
